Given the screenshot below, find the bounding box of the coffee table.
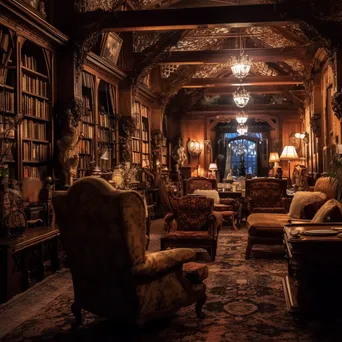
[283,223,342,325]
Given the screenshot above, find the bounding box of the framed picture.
[100,33,123,66]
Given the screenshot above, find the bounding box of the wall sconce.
[187,140,203,157]
[295,132,309,143]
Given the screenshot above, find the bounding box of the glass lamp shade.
[208,163,218,171]
[111,167,123,188]
[280,146,298,160]
[187,140,203,156]
[295,132,306,139]
[269,152,280,163]
[231,54,252,80]
[100,149,109,160]
[236,111,248,124]
[233,87,250,108]
[237,124,248,135]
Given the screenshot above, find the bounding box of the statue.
[172,135,187,170]
[292,164,308,191]
[119,116,136,162]
[56,110,83,186]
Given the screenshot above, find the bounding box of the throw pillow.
[289,191,327,219]
[303,200,327,219]
[311,199,342,223]
[193,189,220,204]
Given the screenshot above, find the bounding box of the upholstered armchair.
[183,177,241,227]
[161,195,222,261]
[52,177,207,326]
[246,178,288,214]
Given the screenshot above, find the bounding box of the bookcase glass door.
[78,71,95,178]
[0,26,16,180]
[21,40,51,181]
[132,101,141,164]
[97,80,117,171]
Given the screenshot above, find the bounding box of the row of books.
[79,155,91,169]
[132,138,141,152]
[22,74,48,97]
[98,128,115,142]
[142,142,149,154]
[162,156,167,165]
[142,130,148,141]
[22,95,49,119]
[23,142,49,161]
[22,54,38,71]
[23,166,46,179]
[132,152,141,164]
[82,72,94,89]
[78,122,94,139]
[79,139,91,154]
[99,113,115,128]
[0,90,14,113]
[22,120,46,140]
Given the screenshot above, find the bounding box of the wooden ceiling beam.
[190,103,301,111]
[183,76,304,88]
[204,85,305,95]
[81,4,294,32]
[186,109,300,116]
[153,47,304,65]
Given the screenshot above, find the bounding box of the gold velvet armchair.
[52,177,207,326]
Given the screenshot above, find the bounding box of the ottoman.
[246,213,290,259]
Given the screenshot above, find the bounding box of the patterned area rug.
[0,222,341,342]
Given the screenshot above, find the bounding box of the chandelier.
[237,124,248,136]
[233,86,250,108]
[236,111,248,125]
[231,142,247,156]
[231,53,252,80]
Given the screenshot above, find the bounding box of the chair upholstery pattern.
[170,195,214,231]
[314,177,338,199]
[183,177,217,195]
[52,177,207,325]
[246,178,287,213]
[162,195,221,261]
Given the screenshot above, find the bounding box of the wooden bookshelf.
[161,135,171,169]
[21,40,52,180]
[132,100,151,166]
[76,71,119,178]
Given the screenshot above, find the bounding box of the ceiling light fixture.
[236,111,248,125]
[237,123,248,136]
[233,86,250,108]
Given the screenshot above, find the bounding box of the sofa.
[245,177,339,259]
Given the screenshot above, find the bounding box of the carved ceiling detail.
[74,0,124,12]
[134,32,163,52]
[252,62,278,76]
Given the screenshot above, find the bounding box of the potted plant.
[328,154,342,202]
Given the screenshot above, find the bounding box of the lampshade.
[209,163,218,171]
[269,152,280,163]
[280,146,298,160]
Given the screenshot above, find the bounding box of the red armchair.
[161,195,222,261]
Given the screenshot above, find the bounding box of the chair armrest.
[288,218,311,224]
[208,212,222,237]
[164,212,176,232]
[132,248,195,278]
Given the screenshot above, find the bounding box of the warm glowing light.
[237,124,248,136]
[236,111,248,125]
[233,86,250,108]
[231,53,252,80]
[187,140,203,156]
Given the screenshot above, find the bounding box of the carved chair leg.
[231,213,238,231]
[196,294,207,318]
[71,302,83,328]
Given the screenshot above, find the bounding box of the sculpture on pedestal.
[172,134,187,171]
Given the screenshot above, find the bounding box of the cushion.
[163,231,211,239]
[194,189,220,204]
[289,191,326,219]
[311,199,342,223]
[303,200,327,219]
[247,213,290,237]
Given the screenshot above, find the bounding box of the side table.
[0,226,65,303]
[283,224,342,325]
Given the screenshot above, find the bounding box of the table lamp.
[208,163,218,178]
[280,146,298,187]
[269,152,280,176]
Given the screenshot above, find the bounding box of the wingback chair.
[183,177,217,195]
[161,195,222,261]
[246,178,288,214]
[52,177,207,326]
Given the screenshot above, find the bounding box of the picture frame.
[100,32,123,66]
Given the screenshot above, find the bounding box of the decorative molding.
[332,90,342,120]
[310,113,321,137]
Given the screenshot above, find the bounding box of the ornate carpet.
[0,222,340,342]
